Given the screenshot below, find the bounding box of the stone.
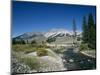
[69,59,74,62]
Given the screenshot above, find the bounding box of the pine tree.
[12,39,16,44]
[82,16,88,43]
[73,18,77,44]
[88,13,96,49]
[82,14,96,49]
[21,39,25,44]
[31,40,37,44]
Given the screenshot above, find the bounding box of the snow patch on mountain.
[44,28,73,38]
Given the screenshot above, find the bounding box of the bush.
[11,58,30,74]
[46,37,56,43]
[31,40,37,44]
[37,48,48,56]
[19,57,40,70]
[77,37,81,41]
[79,44,89,51]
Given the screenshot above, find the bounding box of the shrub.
[79,43,89,51]
[37,48,48,56]
[11,58,30,74]
[46,37,56,43]
[19,57,40,70]
[77,37,81,41]
[31,40,37,44]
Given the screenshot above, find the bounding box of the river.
[62,48,96,71]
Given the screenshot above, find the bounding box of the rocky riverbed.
[62,48,96,70]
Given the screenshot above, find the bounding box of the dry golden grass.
[12,44,36,53]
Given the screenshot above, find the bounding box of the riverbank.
[81,50,96,58]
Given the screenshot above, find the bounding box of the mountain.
[13,32,46,44]
[13,28,82,44]
[44,28,73,38]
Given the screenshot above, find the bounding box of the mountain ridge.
[13,28,82,44]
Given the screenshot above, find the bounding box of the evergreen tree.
[12,38,25,44]
[82,14,96,49]
[88,13,96,49]
[73,19,77,38]
[46,37,56,43]
[31,40,37,44]
[21,39,25,44]
[73,18,77,44]
[12,39,16,44]
[82,16,88,43]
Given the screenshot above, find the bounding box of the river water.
[62,48,96,71]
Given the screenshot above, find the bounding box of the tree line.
[82,13,96,49]
[12,39,37,45]
[12,36,56,45]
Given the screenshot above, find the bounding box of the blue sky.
[12,1,96,37]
